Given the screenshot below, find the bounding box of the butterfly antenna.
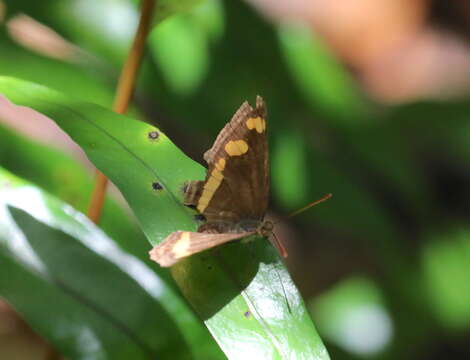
[285,193,332,220]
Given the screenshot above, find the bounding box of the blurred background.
[1,0,470,358]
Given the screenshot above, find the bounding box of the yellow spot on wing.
[246,117,266,133]
[215,158,226,171]
[225,140,249,156]
[204,176,220,191]
[172,232,192,258]
[211,169,223,181]
[197,204,207,212]
[197,167,225,212]
[198,196,210,205]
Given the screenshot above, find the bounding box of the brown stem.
[87,0,156,223]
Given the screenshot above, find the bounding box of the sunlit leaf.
[0,168,221,359]
[0,122,155,273]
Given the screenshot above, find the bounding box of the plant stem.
[87,0,156,223]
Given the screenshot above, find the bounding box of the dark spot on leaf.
[244,311,251,318]
[148,131,159,140]
[152,182,163,191]
[207,265,213,270]
[194,214,206,222]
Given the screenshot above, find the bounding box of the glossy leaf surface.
[0,168,220,359]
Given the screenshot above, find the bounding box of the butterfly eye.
[263,221,274,231]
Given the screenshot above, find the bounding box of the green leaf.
[0,76,330,359]
[0,168,221,359]
[0,76,201,243]
[0,121,157,278]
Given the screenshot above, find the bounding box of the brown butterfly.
[149,96,289,267]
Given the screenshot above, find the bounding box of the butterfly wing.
[149,230,254,267]
[187,96,269,226]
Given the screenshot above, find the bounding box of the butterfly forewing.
[191,96,269,225]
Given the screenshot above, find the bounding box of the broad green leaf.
[0,76,330,359]
[0,122,158,278]
[0,168,221,359]
[0,76,201,242]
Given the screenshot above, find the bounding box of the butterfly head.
[256,219,288,258]
[258,220,274,237]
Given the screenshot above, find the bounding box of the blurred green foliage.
[1,0,470,359]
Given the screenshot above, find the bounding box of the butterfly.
[149,96,286,267]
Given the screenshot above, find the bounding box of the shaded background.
[1,0,470,358]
